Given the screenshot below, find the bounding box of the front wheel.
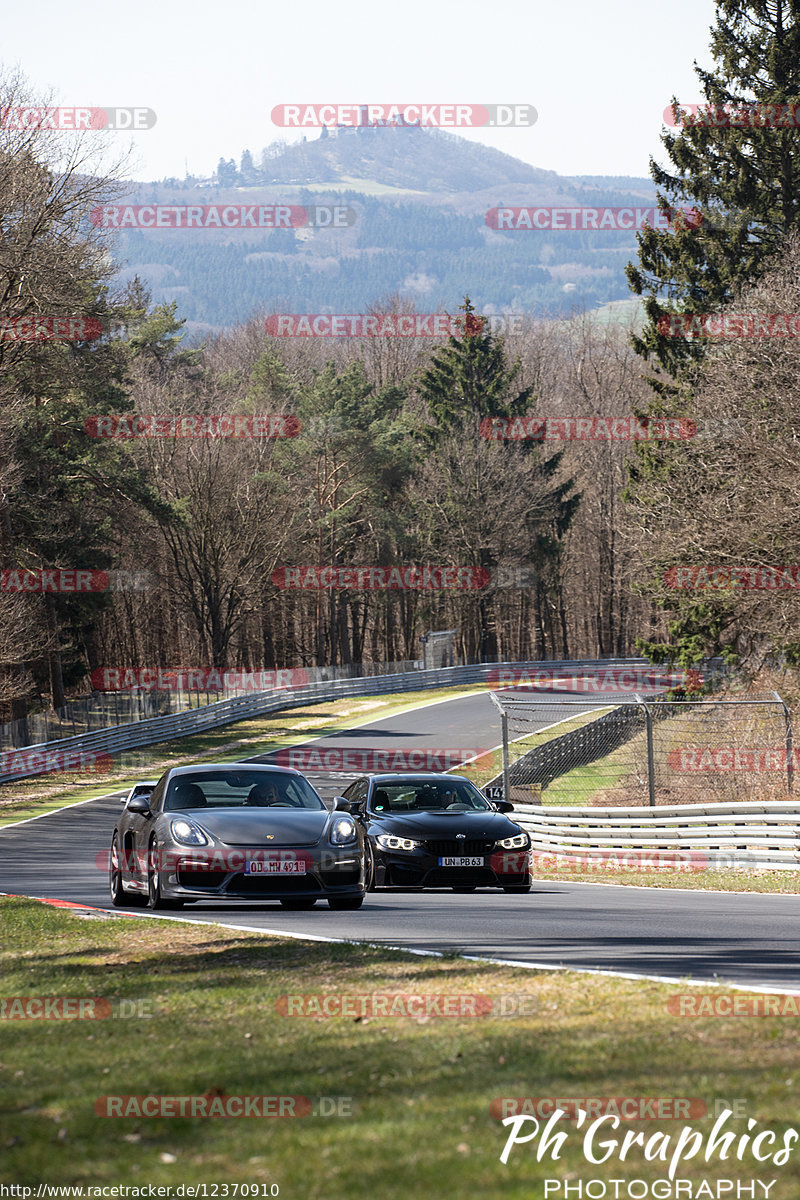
[364,841,377,892]
[328,895,364,910]
[147,838,183,909]
[109,834,142,907]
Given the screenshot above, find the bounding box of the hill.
[106,127,658,334]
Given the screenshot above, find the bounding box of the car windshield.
[369,779,492,813]
[163,771,325,812]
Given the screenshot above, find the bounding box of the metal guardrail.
[0,660,424,752]
[0,658,652,784]
[512,801,800,872]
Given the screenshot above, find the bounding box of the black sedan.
[336,773,531,892]
[109,763,367,910]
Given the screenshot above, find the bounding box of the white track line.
[3,892,799,998]
[0,789,127,830]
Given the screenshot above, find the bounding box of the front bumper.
[159,846,365,900]
[374,846,531,889]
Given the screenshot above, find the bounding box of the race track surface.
[3,684,798,991]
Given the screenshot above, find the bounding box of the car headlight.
[498,832,530,850]
[330,817,358,845]
[170,819,209,846]
[376,834,421,852]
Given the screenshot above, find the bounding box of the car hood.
[369,811,522,840]
[168,807,331,847]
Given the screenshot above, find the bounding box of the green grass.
[301,176,430,196]
[3,897,800,1197]
[537,698,794,809]
[458,709,610,791]
[531,865,800,891]
[540,752,632,807]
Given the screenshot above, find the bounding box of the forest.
[4,0,800,726]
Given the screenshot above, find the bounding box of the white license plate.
[245,860,306,875]
[439,856,484,867]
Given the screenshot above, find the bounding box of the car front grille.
[423,840,495,857]
[177,869,227,889]
[319,867,361,887]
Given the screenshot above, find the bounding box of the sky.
[1,0,720,183]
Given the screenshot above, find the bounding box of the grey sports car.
[109,763,366,910]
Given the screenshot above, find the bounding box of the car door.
[127,774,166,883]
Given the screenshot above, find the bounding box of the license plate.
[245,860,306,875]
[439,856,484,867]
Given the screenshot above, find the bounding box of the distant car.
[122,780,158,807]
[109,764,366,911]
[336,773,531,893]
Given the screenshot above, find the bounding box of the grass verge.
[531,866,800,892]
[460,708,610,792]
[2,897,800,1197]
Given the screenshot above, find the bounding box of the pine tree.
[216,157,238,187]
[240,149,257,183]
[417,296,533,432]
[416,296,579,660]
[624,1,800,664]
[627,0,800,382]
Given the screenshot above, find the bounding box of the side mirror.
[332,797,351,811]
[493,799,514,813]
[127,794,152,815]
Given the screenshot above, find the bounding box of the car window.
[163,771,325,811]
[368,779,491,812]
[146,775,168,812]
[345,780,368,806]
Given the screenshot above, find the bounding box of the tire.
[279,897,317,910]
[328,895,365,910]
[364,841,377,892]
[109,834,142,907]
[503,884,532,893]
[147,838,183,909]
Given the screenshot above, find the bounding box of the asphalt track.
[3,683,800,992]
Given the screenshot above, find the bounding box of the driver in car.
[245,781,283,806]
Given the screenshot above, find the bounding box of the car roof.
[165,763,303,778]
[365,773,470,783]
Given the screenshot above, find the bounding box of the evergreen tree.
[216,157,238,186]
[627,0,800,382]
[416,297,579,660]
[5,283,174,706]
[240,149,257,183]
[624,0,800,665]
[417,296,533,433]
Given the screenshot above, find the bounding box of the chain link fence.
[487,692,794,806]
